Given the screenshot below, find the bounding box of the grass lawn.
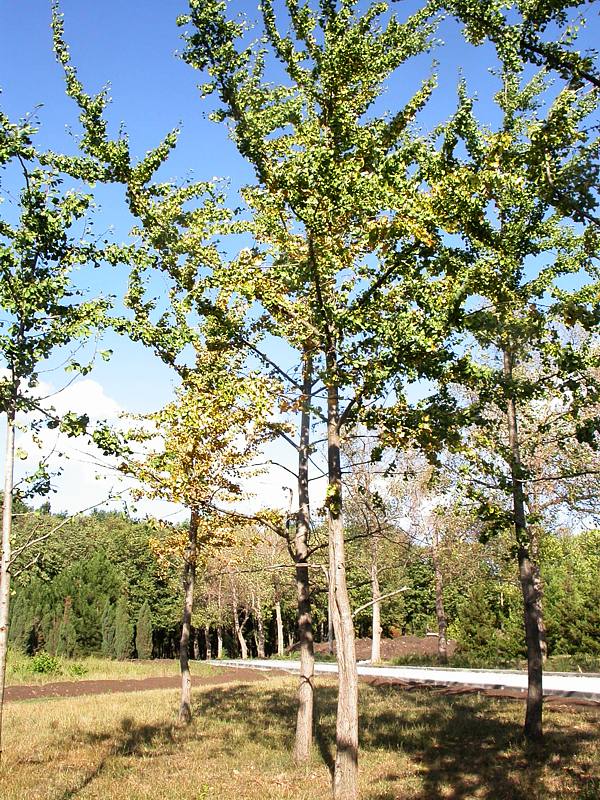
[0,675,598,800]
[5,651,219,685]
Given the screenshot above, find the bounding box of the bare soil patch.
[4,665,267,703]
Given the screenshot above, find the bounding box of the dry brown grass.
[0,676,598,800]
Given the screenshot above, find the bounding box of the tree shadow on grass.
[360,685,598,800]
[193,680,598,799]
[52,679,597,800]
[58,715,176,800]
[194,681,338,773]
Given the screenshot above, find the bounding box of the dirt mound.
[315,635,457,661]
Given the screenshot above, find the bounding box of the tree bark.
[253,592,266,658]
[327,590,335,655]
[179,509,198,724]
[294,348,315,764]
[504,349,543,741]
[530,528,547,663]
[204,625,212,660]
[0,404,16,760]
[217,577,223,658]
[370,535,381,663]
[432,530,448,664]
[275,600,284,657]
[230,577,249,660]
[327,375,358,800]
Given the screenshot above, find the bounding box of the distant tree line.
[7,503,599,665]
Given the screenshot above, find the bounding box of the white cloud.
[0,376,187,522]
[44,378,122,421]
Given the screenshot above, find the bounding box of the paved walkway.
[216,658,600,700]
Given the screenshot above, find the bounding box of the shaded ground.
[315,634,457,660]
[361,676,600,708]
[4,666,267,703]
[5,678,596,800]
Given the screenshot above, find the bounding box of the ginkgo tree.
[0,107,118,750]
[178,1,467,795]
[395,49,599,742]
[123,346,276,722]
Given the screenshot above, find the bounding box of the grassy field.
[5,650,219,685]
[1,674,598,800]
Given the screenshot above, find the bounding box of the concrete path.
[215,658,600,700]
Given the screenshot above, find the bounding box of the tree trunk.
[254,595,266,658]
[328,590,334,655]
[238,620,249,659]
[504,349,543,741]
[179,509,198,724]
[204,625,212,660]
[530,529,547,663]
[432,531,448,664]
[294,348,315,764]
[193,629,200,660]
[0,405,16,760]
[230,578,249,660]
[370,535,381,663]
[217,578,223,658]
[275,600,284,657]
[327,375,358,800]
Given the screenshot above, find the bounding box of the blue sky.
[1,0,598,516]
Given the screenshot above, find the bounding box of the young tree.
[179,3,460,792]
[405,60,598,740]
[0,108,114,749]
[124,359,274,722]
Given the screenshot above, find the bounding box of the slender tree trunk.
[204,625,212,660]
[326,374,358,800]
[193,629,200,660]
[217,578,223,658]
[230,578,249,659]
[253,594,266,658]
[370,535,381,663]
[504,350,543,741]
[238,617,249,659]
[179,509,198,724]
[275,600,284,657]
[432,531,448,664]
[0,404,16,760]
[294,349,315,763]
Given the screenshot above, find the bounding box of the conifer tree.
[135,601,153,660]
[56,598,77,659]
[101,600,116,659]
[114,596,133,661]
